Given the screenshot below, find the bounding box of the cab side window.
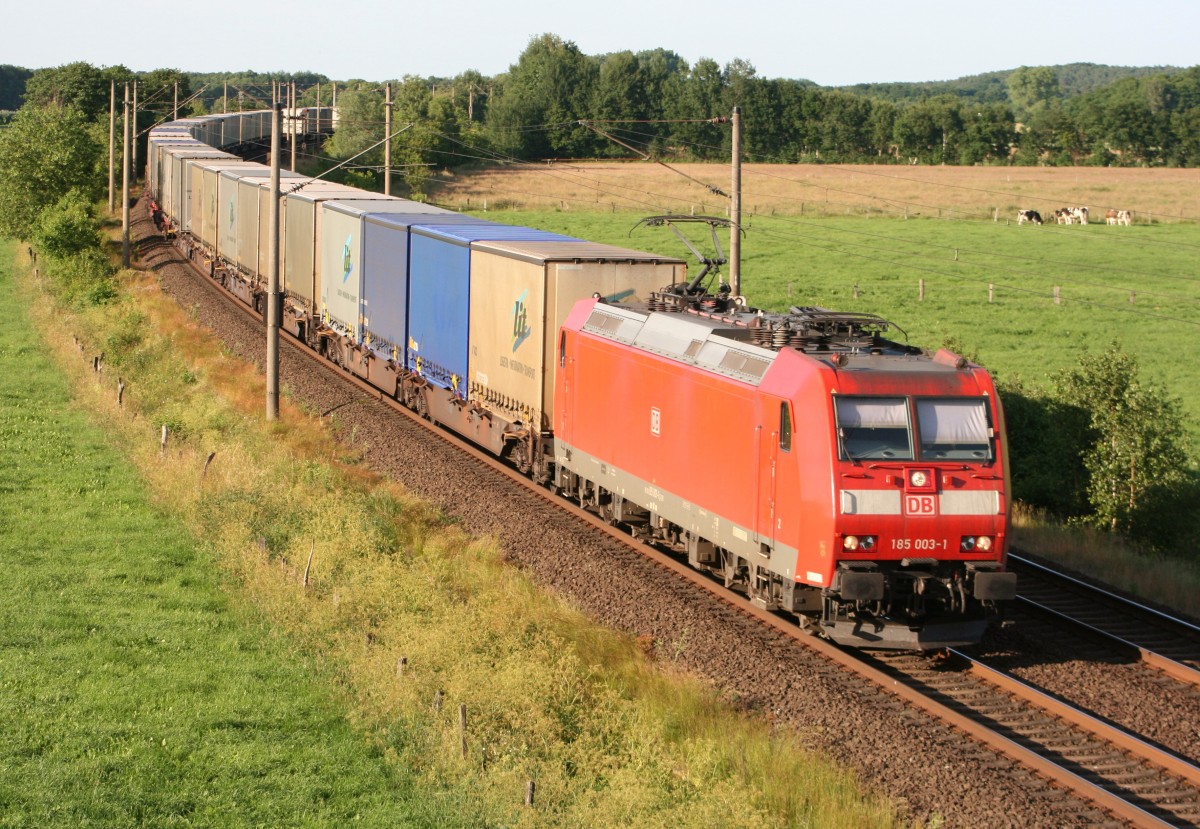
[779,402,792,452]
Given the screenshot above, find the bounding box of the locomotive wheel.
[721,550,741,589]
[529,445,551,487]
[415,388,430,420]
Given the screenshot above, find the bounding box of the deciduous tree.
[1054,344,1192,543]
[0,104,103,239]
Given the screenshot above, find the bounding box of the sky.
[7,0,1197,86]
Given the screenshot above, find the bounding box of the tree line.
[1,54,1196,552]
[6,45,1200,173]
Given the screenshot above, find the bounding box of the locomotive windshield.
[834,397,913,460]
[915,398,992,460]
[835,396,993,462]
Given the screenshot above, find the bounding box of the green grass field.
[475,209,1200,452]
[0,245,442,827]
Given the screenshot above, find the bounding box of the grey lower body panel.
[822,616,991,650]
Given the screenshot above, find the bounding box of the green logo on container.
[342,235,354,283]
[511,290,530,353]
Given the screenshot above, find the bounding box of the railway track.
[1009,553,1200,688]
[865,649,1200,827]
[163,226,1200,827]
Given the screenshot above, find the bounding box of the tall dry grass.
[1011,503,1200,620]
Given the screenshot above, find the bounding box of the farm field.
[431,163,1200,451]
[0,246,424,826]
[430,162,1200,224]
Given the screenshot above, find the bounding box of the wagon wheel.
[414,388,430,420]
[509,438,532,475]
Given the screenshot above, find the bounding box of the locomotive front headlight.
[842,535,860,551]
[960,536,976,552]
[859,535,876,551]
[910,470,928,488]
[975,536,993,552]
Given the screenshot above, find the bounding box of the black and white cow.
[1017,209,1043,225]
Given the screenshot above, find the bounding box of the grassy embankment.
[0,234,908,827]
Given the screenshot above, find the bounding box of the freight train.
[145,107,1016,649]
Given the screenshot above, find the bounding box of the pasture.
[0,246,422,826]
[432,163,1200,452]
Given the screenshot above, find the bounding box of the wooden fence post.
[988,284,994,303]
[1053,286,1061,306]
[919,279,925,301]
[302,539,315,587]
[458,704,468,759]
[525,780,536,807]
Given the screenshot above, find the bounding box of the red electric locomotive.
[553,291,1016,649]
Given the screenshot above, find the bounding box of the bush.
[51,246,117,308]
[1003,344,1197,549]
[31,189,100,258]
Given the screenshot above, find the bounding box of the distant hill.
[836,63,1184,103]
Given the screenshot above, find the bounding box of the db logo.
[905,495,937,516]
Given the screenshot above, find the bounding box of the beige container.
[282,183,374,308]
[196,161,260,253]
[468,240,684,430]
[235,171,308,279]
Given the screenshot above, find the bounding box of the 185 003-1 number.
[890,538,948,552]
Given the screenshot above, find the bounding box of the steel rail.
[952,648,1200,790]
[1015,595,1200,688]
[1010,552,1200,636]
